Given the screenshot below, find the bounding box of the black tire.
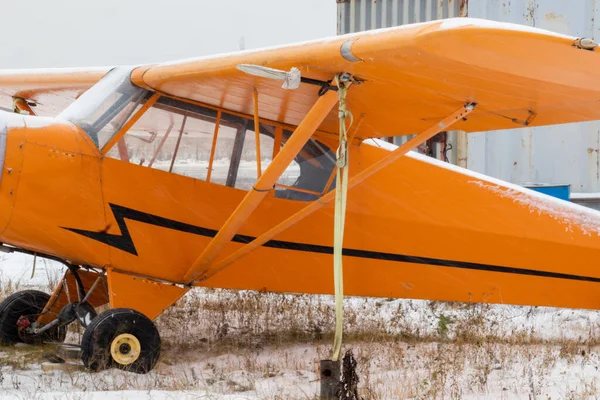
[0,290,66,345]
[81,308,160,374]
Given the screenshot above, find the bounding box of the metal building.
[337,0,600,207]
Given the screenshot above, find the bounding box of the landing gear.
[0,290,66,344]
[0,265,162,373]
[81,308,160,374]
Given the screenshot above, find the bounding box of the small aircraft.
[0,17,599,374]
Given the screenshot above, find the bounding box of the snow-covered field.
[1,254,600,399]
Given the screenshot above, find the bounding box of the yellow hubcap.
[110,333,141,365]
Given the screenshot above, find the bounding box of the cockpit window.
[59,66,148,148]
[63,67,336,201]
[274,130,336,201]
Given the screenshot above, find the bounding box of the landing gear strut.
[0,290,160,374]
[0,247,163,373]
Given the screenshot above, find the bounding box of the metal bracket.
[574,37,598,50]
[12,97,36,116]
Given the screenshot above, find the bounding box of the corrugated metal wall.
[466,1,600,195]
[337,0,600,195]
[337,0,467,34]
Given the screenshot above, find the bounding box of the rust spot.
[459,0,468,17]
[527,3,538,26]
[513,161,517,166]
[545,12,562,21]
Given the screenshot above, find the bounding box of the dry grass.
[151,289,600,398]
[156,289,600,349]
[0,278,599,398]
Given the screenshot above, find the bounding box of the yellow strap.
[332,75,353,361]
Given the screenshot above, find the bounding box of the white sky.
[0,0,337,68]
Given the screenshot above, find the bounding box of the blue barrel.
[523,184,571,201]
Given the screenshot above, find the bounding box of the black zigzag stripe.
[63,204,220,256]
[62,203,600,284]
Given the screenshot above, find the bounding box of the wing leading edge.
[0,18,598,138]
[137,18,600,139]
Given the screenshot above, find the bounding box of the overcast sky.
[0,0,337,68]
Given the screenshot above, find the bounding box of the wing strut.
[197,102,477,283]
[183,89,340,283]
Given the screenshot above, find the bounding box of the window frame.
[96,90,336,199]
[59,66,149,148]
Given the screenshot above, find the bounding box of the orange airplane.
[0,17,598,373]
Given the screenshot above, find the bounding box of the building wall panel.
[337,0,600,193]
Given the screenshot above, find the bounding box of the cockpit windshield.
[59,66,148,148]
[58,66,336,201]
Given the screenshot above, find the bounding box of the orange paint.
[0,19,599,322]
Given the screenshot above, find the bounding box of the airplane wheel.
[81,308,160,374]
[0,290,66,345]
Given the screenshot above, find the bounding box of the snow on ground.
[0,252,65,289]
[1,254,600,398]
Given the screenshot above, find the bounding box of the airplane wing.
[0,18,598,139]
[137,18,600,139]
[0,67,110,116]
